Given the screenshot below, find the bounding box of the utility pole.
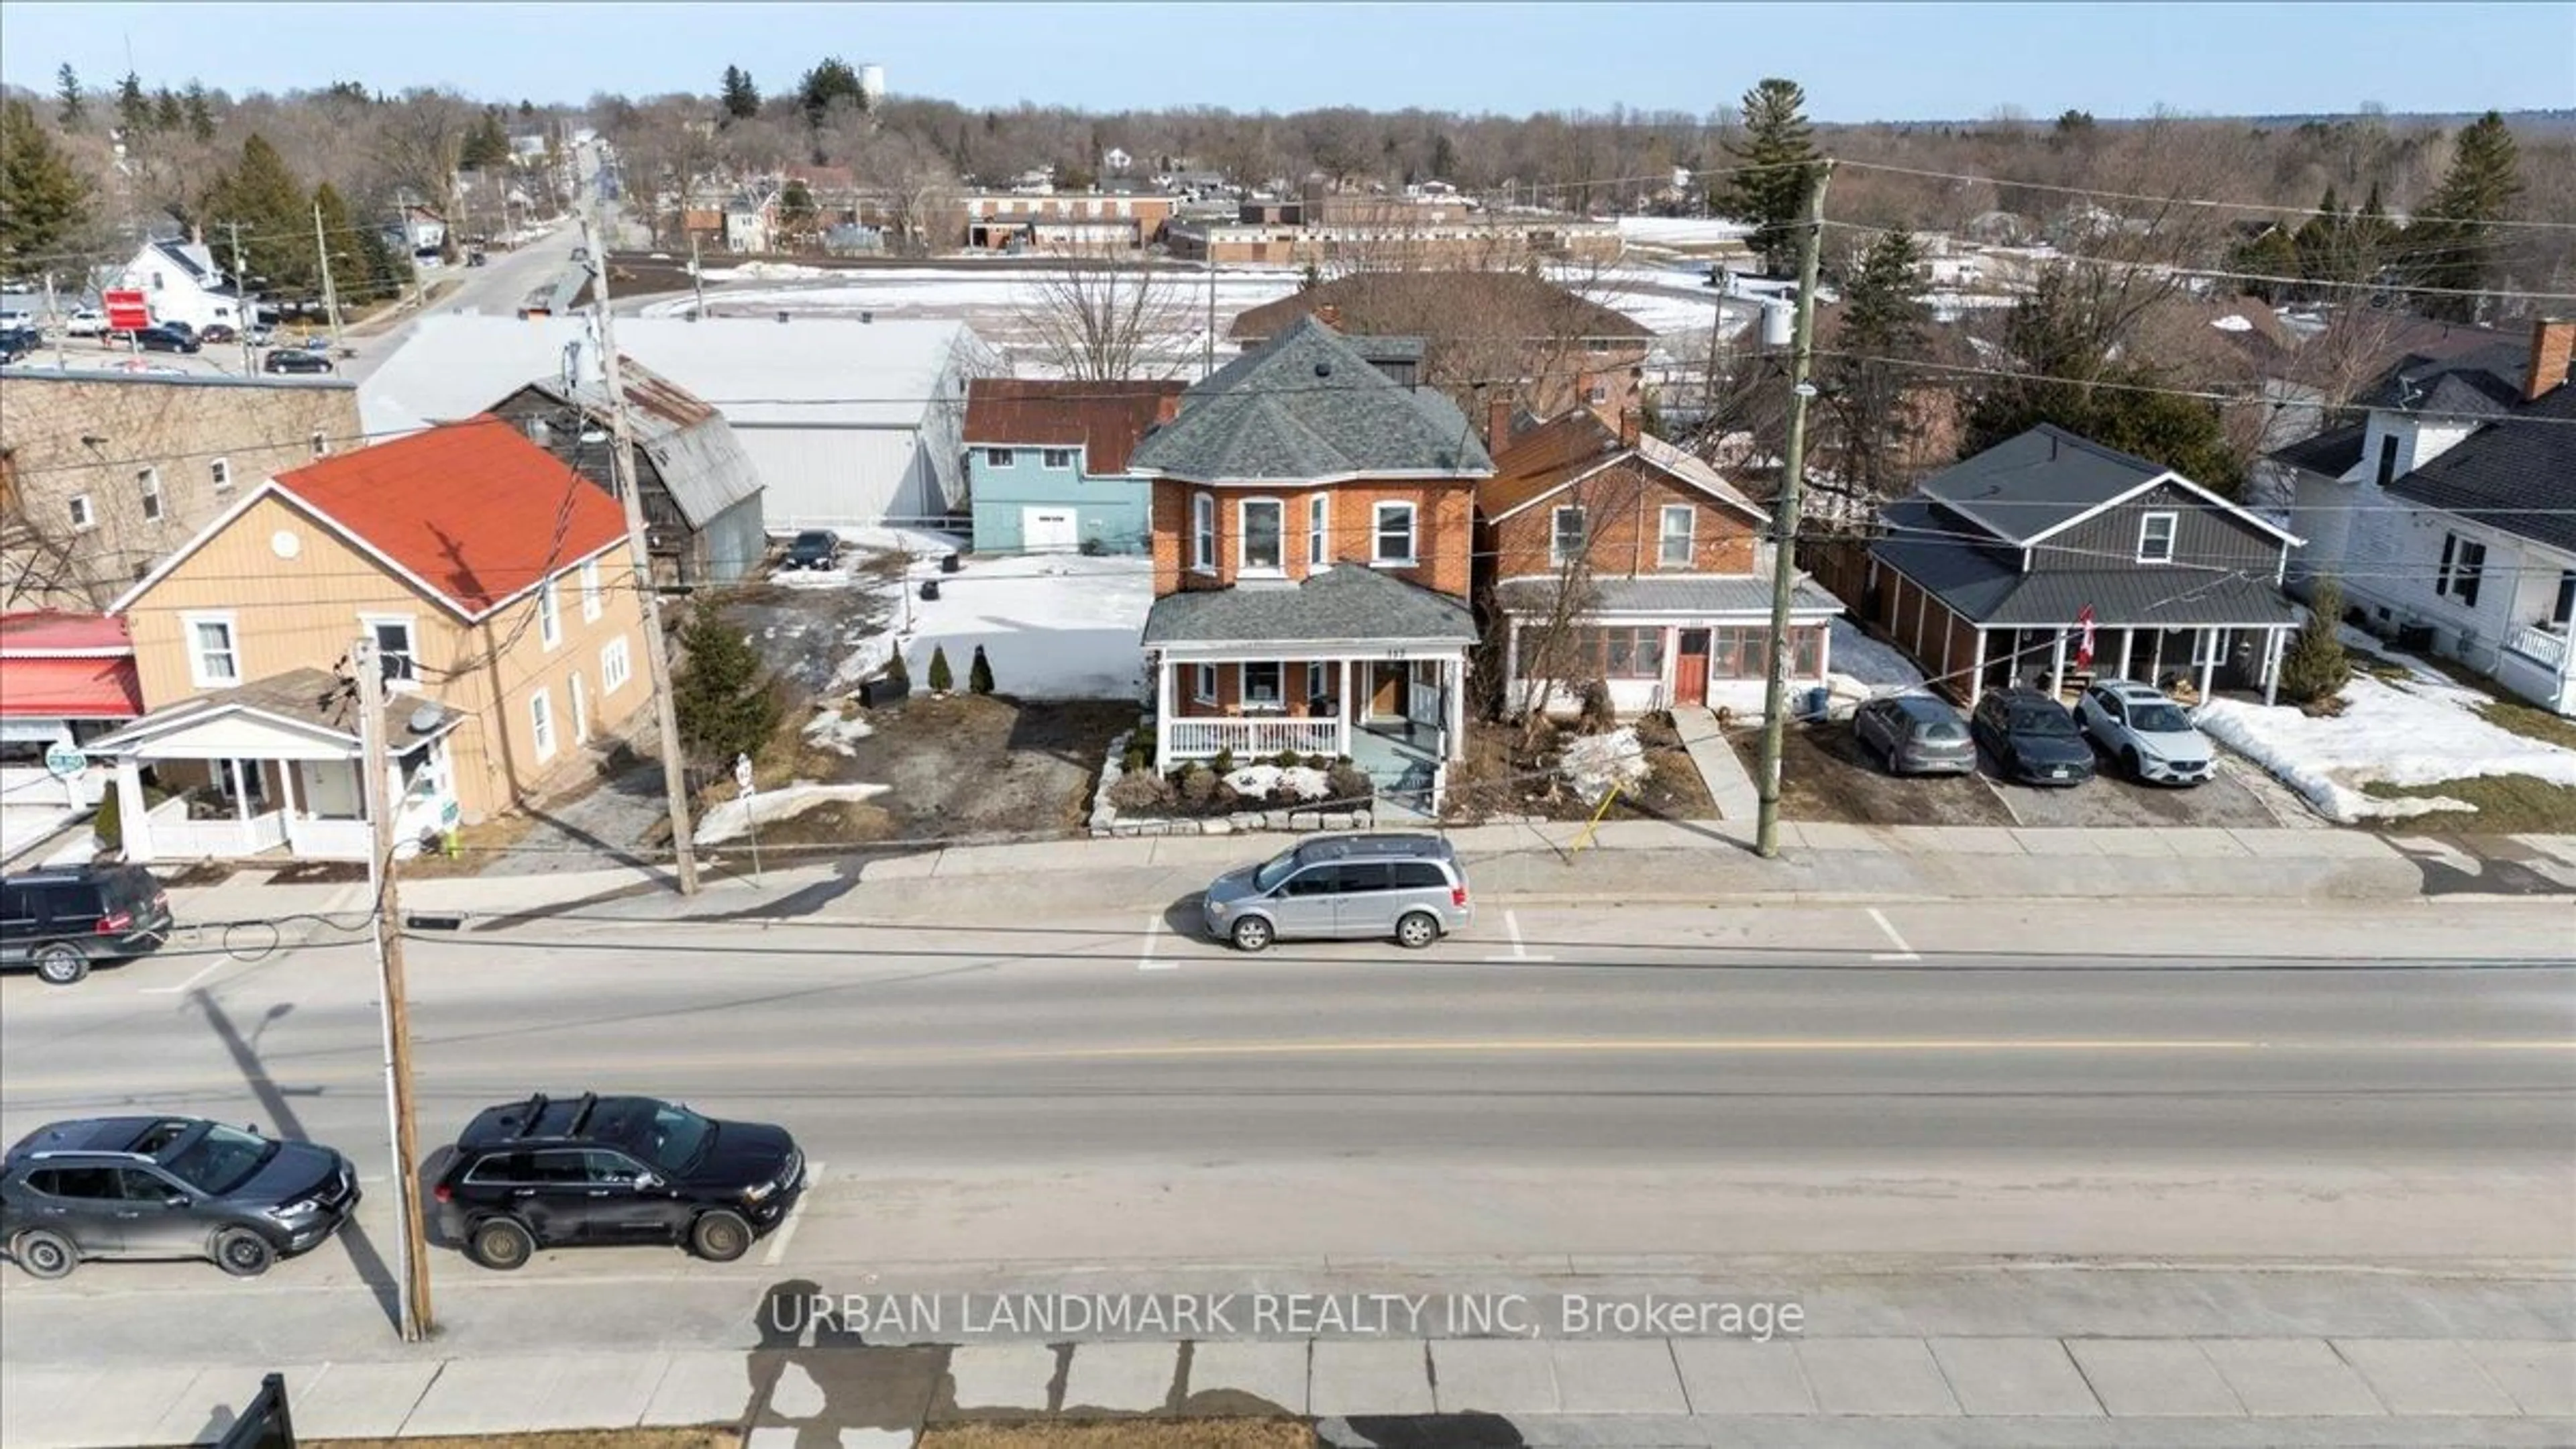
[1203,246,1216,378]
[224,223,255,374]
[312,201,345,356]
[688,232,706,319]
[582,211,703,895]
[353,637,433,1341]
[1753,160,1832,861]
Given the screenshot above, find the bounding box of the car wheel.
[467,1216,535,1271]
[1230,915,1273,953]
[213,1227,274,1278]
[34,944,89,985]
[690,1209,753,1263]
[2121,747,2143,782]
[1395,910,1440,950]
[11,1228,76,1280]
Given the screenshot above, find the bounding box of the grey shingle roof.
[1142,564,1478,647]
[2356,341,2528,416]
[1129,316,1494,482]
[1499,576,1841,617]
[1914,425,2169,545]
[1873,497,2297,627]
[2267,422,2366,480]
[2383,382,2576,555]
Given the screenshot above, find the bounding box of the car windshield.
[157,1123,277,1195]
[1252,851,1303,894]
[637,1102,715,1175]
[796,532,833,548]
[2012,708,2079,737]
[2128,702,2191,733]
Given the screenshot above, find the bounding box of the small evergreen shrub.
[2279,580,2354,706]
[968,645,995,695]
[927,645,954,692]
[1211,747,1234,776]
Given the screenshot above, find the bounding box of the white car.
[62,309,108,337]
[2076,680,2214,786]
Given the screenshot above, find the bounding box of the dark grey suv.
[1,1117,361,1279]
[1,863,174,985]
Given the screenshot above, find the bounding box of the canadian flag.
[2075,605,2098,669]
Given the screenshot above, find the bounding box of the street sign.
[1792,381,1819,398]
[103,288,150,332]
[734,753,755,793]
[42,743,87,779]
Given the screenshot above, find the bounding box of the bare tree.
[370,89,470,257]
[1012,244,1191,380]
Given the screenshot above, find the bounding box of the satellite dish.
[407,704,443,735]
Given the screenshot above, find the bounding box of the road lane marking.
[1484,909,1558,963]
[140,957,234,995]
[762,1159,823,1266]
[1866,908,1921,962]
[1137,912,1174,971]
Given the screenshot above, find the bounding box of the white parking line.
[140,957,233,995]
[1483,908,1557,963]
[761,1159,824,1267]
[1137,912,1175,971]
[1866,907,1921,962]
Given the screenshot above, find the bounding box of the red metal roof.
[1,657,143,718]
[272,416,630,616]
[0,611,136,657]
[963,379,1187,476]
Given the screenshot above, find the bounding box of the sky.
[1,1,2569,122]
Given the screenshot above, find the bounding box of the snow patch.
[1559,727,1652,804]
[694,782,890,845]
[1827,620,1930,696]
[1223,763,1335,802]
[2210,313,2255,333]
[833,547,1152,700]
[2195,674,2576,823]
[800,706,874,755]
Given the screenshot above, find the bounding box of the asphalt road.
[3,898,2569,1363]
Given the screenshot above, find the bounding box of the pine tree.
[672,606,784,766]
[720,66,761,123]
[2278,579,2353,706]
[1715,77,1820,276]
[2410,111,2522,321]
[926,645,954,692]
[55,64,83,129]
[0,99,93,270]
[460,109,513,171]
[115,71,149,135]
[205,134,314,297]
[968,645,995,695]
[798,57,867,129]
[152,89,183,133]
[182,81,215,143]
[1822,229,1930,499]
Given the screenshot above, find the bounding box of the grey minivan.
[1201,834,1472,951]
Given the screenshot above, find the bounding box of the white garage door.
[1023,507,1079,553]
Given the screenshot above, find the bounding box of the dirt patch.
[160,861,239,888]
[1731,720,2017,827]
[264,860,369,886]
[788,693,1132,843]
[1444,712,1716,822]
[719,570,898,699]
[315,1431,738,1449]
[922,1424,1313,1449]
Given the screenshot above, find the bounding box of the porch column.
[1154,652,1173,766]
[1966,630,1986,706]
[2262,628,2286,707]
[2116,627,2135,682]
[113,758,154,862]
[228,758,253,855]
[2048,628,2069,700]
[2149,630,2166,688]
[277,758,303,855]
[1340,658,1355,753]
[2198,627,2222,700]
[1445,655,1466,759]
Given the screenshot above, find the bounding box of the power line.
[1830,157,2576,235]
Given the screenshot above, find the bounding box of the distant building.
[112,237,252,334]
[961,378,1184,555]
[959,192,1176,252]
[1169,194,1620,268]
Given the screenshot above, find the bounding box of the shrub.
[1210,747,1234,777]
[1304,753,1330,771]
[92,787,122,853]
[1179,765,1224,810]
[1326,761,1374,802]
[1122,745,1148,775]
[2279,579,2353,706]
[968,644,995,695]
[1272,749,1302,769]
[883,649,909,687]
[673,605,785,768]
[927,645,954,692]
[1106,770,1175,813]
[1576,679,1616,732]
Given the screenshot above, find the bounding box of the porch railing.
[1167,716,1346,759]
[2506,623,2569,672]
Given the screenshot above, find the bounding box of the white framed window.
[1191,492,1216,573]
[362,616,417,683]
[1192,663,1218,704]
[209,457,232,492]
[1242,661,1283,706]
[138,467,163,522]
[529,688,557,761]
[537,575,562,648]
[1239,497,1285,574]
[310,429,329,458]
[1658,504,1695,569]
[1586,380,1611,406]
[2137,511,2178,564]
[68,494,95,531]
[600,635,633,693]
[580,557,602,621]
[1552,505,1589,568]
[184,612,240,688]
[2435,532,2487,608]
[985,447,1015,468]
[1372,501,1416,564]
[1042,447,1076,470]
[1307,494,1330,567]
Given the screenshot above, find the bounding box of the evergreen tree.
[968,645,995,695]
[1821,229,1931,499]
[115,71,149,135]
[55,64,83,129]
[152,89,183,133]
[182,81,215,143]
[205,134,314,297]
[0,99,93,270]
[777,178,816,247]
[2226,225,2300,303]
[2410,111,2522,321]
[2278,579,2353,706]
[797,56,867,129]
[1430,132,1456,180]
[672,606,784,767]
[1715,76,1820,276]
[926,645,954,692]
[720,65,761,123]
[460,109,513,171]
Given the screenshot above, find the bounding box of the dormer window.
[2136,512,2177,564]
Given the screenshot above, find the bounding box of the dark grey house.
[488,359,766,588]
[1865,425,2305,706]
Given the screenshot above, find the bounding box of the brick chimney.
[2525,316,2575,401]
[1618,405,1642,449]
[1486,390,1515,451]
[1313,303,1342,331]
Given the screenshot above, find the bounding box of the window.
[1373,502,1416,564]
[1658,505,1695,569]
[209,458,231,492]
[2435,532,2485,608]
[1580,625,1666,680]
[1308,494,1330,567]
[1240,498,1284,573]
[186,614,239,688]
[1708,625,1824,680]
[1552,506,1589,568]
[1586,380,1611,406]
[986,447,1016,468]
[1193,663,1218,704]
[1242,661,1283,707]
[310,429,329,458]
[138,468,163,522]
[367,619,416,682]
[68,494,95,531]
[530,688,557,761]
[1042,447,1076,470]
[1191,493,1217,572]
[600,635,632,693]
[580,557,602,621]
[2375,433,2400,488]
[537,575,561,648]
[2555,570,2576,629]
[2137,512,2177,563]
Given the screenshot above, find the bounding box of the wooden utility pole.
[223,223,255,374]
[311,202,345,356]
[1754,160,1833,860]
[582,211,703,894]
[353,637,433,1340]
[688,233,706,319]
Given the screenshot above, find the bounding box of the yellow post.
[1572,781,1623,853]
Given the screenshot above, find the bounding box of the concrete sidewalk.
[7,1334,2569,1448]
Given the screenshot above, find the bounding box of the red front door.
[1674,630,1711,706]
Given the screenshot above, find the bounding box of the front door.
[1675,630,1711,706]
[1370,663,1407,719]
[298,759,361,818]
[1023,507,1079,553]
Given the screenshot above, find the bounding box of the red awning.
[0,655,144,718]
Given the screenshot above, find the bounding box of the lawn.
[2361,775,2576,834]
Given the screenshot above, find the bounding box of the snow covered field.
[2196,667,2576,824]
[806,545,1152,700]
[1615,217,1758,252]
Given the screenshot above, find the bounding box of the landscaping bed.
[1443,711,1715,823]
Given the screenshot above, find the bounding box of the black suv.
[1,1117,360,1279]
[1,863,174,985]
[262,347,333,375]
[433,1093,804,1270]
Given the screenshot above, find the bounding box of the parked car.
[433,1093,806,1270]
[0,326,38,365]
[130,325,200,354]
[62,308,108,337]
[1,1116,360,1279]
[781,529,841,571]
[1970,688,2096,787]
[198,323,239,344]
[262,348,333,375]
[1851,696,1976,776]
[1201,833,1472,951]
[2077,680,2215,786]
[1,863,173,985]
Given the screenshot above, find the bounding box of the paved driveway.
[1980,745,2310,830]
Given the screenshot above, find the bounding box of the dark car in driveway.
[1851,695,1977,776]
[1,1116,360,1279]
[434,1093,806,1270]
[780,529,841,571]
[1,863,173,985]
[1971,688,2096,786]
